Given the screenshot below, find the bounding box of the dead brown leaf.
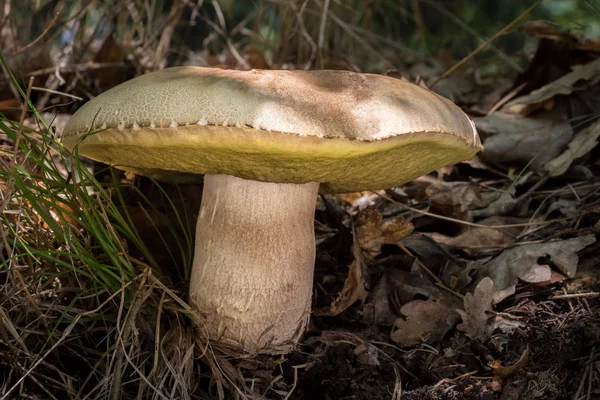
[355,207,414,258]
[391,293,461,346]
[503,57,600,117]
[427,216,525,254]
[315,234,368,317]
[468,190,519,220]
[0,99,21,121]
[520,21,600,53]
[363,264,438,326]
[424,180,482,219]
[474,110,573,172]
[353,343,380,367]
[479,235,596,303]
[457,277,496,341]
[490,345,530,378]
[93,34,127,90]
[545,119,600,176]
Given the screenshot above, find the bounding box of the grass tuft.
[0,53,203,399]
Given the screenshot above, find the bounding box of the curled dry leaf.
[490,345,530,378]
[424,180,482,219]
[544,199,581,219]
[315,236,368,317]
[355,207,414,258]
[427,216,525,254]
[480,235,596,303]
[391,293,461,347]
[545,119,600,177]
[456,277,496,341]
[503,57,600,117]
[474,111,573,172]
[468,190,517,220]
[520,20,600,52]
[363,265,438,326]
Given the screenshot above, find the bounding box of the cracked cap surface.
[62,67,482,193]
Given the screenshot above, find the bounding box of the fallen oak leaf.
[457,277,496,341]
[479,235,596,303]
[391,293,461,346]
[355,207,414,258]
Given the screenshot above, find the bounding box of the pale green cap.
[62,67,482,193]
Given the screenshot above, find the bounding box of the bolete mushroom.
[62,67,482,355]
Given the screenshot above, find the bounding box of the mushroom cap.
[62,67,482,193]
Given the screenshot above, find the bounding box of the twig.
[487,82,527,115]
[430,0,543,88]
[550,292,599,300]
[23,62,127,78]
[31,86,83,101]
[379,191,573,230]
[397,243,464,300]
[14,4,63,55]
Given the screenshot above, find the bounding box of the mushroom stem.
[190,174,319,354]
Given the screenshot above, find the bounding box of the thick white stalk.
[189,174,319,354]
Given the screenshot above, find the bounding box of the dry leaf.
[544,199,580,219]
[401,234,465,281]
[490,345,530,378]
[428,216,525,254]
[0,99,21,121]
[315,236,367,317]
[353,343,380,366]
[545,119,600,176]
[480,235,596,303]
[474,111,573,172]
[457,277,496,341]
[424,181,482,218]
[493,314,527,335]
[503,57,600,116]
[355,207,414,257]
[243,44,270,70]
[363,265,438,326]
[93,34,127,90]
[468,190,517,220]
[520,21,600,53]
[391,293,461,346]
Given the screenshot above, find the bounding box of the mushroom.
[62,67,482,355]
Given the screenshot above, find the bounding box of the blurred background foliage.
[5,0,598,70]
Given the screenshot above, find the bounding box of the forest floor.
[0,2,599,399]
